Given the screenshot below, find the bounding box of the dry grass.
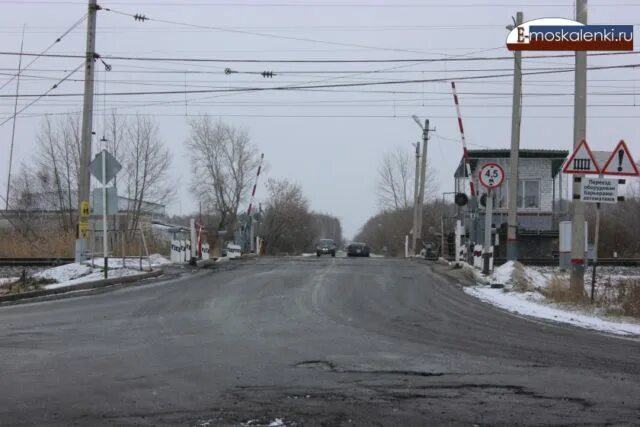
[620,279,640,318]
[0,230,75,257]
[597,278,640,318]
[541,275,640,319]
[542,275,589,305]
[0,274,56,296]
[511,261,533,292]
[0,230,169,258]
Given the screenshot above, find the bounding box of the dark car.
[316,239,336,257]
[347,242,370,257]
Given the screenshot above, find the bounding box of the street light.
[411,115,423,129]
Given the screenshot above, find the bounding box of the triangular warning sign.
[601,140,640,176]
[563,139,600,174]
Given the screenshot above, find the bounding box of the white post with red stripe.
[451,81,474,197]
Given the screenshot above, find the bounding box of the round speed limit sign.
[479,162,505,189]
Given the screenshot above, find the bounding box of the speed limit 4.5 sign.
[479,162,505,189]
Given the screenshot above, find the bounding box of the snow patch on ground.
[84,254,169,270]
[31,254,167,291]
[465,286,640,336]
[0,277,19,286]
[43,268,142,290]
[491,260,550,289]
[35,263,92,283]
[492,261,515,285]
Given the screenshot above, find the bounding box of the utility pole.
[570,0,588,296]
[5,26,25,210]
[506,11,523,261]
[412,116,433,255]
[76,0,98,261]
[412,141,420,255]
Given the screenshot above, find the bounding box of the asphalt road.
[1,257,639,426]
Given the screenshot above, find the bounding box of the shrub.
[620,279,640,318]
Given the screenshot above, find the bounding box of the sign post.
[101,150,108,278]
[89,149,122,279]
[478,162,505,275]
[563,139,639,302]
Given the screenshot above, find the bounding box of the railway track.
[494,258,640,267]
[0,257,74,267]
[440,257,640,267]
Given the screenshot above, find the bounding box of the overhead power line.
[0,13,87,93]
[0,50,637,64]
[0,62,637,99]
[3,1,637,7]
[0,61,84,127]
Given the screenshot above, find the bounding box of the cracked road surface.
[1,257,639,426]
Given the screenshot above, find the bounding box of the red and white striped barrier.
[451,81,475,197]
[246,153,264,221]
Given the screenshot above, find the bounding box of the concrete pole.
[482,190,493,275]
[506,11,523,261]
[412,141,420,255]
[416,121,430,253]
[5,26,24,210]
[76,0,98,260]
[570,0,588,296]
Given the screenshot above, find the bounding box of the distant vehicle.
[316,239,336,257]
[347,242,370,257]
[222,243,242,259]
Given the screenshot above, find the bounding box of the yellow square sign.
[79,221,89,239]
[80,201,90,218]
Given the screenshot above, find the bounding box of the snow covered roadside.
[34,254,169,291]
[464,261,640,336]
[465,286,640,336]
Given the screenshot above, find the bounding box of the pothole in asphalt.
[294,360,446,378]
[294,360,336,371]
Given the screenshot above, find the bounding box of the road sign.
[581,177,618,204]
[78,221,89,239]
[601,140,640,176]
[92,187,119,215]
[478,162,505,189]
[563,139,600,174]
[80,200,90,218]
[90,150,122,184]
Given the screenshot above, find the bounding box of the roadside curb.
[0,269,163,304]
[195,257,228,268]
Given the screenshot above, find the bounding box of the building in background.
[454,149,569,258]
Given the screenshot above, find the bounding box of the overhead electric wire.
[103,7,445,56]
[0,13,87,93]
[0,61,83,127]
[2,50,638,64]
[3,1,636,7]
[1,62,637,99]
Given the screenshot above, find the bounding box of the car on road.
[316,239,336,257]
[347,242,370,257]
[222,243,242,259]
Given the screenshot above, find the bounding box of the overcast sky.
[0,0,638,238]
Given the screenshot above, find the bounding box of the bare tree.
[376,146,438,211]
[120,114,173,237]
[261,178,314,254]
[185,116,260,232]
